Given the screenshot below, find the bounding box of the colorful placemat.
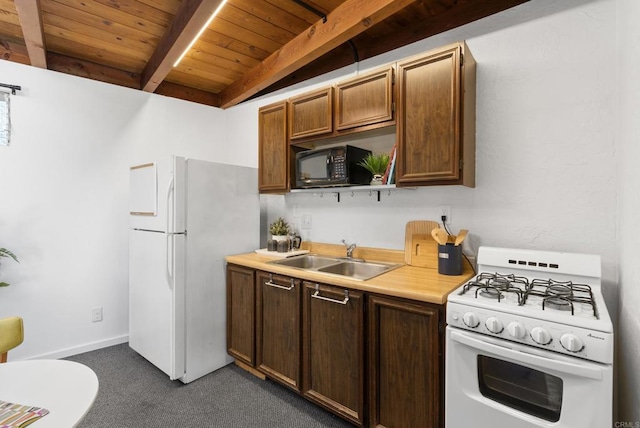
[0,400,49,427]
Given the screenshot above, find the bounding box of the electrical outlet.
[438,205,452,224]
[92,307,103,323]
[301,214,312,230]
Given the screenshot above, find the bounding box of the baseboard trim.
[27,335,129,360]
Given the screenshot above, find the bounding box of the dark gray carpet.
[65,343,353,428]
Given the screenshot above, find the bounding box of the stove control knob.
[507,321,526,339]
[530,327,552,345]
[485,317,504,334]
[462,312,480,328]
[560,333,584,352]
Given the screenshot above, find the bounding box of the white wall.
[247,1,618,281]
[0,62,254,360]
[616,0,640,423]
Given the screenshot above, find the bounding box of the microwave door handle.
[449,329,604,380]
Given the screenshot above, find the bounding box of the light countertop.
[225,242,475,305]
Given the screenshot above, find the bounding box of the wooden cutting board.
[404,220,440,266]
[409,234,439,268]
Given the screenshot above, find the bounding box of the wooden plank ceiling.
[0,0,529,108]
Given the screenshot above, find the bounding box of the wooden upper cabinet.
[396,42,476,187]
[258,102,288,193]
[289,87,333,140]
[257,42,475,192]
[335,67,394,131]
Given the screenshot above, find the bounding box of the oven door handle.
[449,329,604,380]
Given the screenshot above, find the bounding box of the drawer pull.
[265,274,295,291]
[312,284,349,305]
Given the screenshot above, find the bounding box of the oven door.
[445,327,612,428]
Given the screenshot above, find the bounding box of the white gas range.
[445,247,614,428]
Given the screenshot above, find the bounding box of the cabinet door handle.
[265,274,295,291]
[312,283,349,305]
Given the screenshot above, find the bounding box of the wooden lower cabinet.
[256,271,302,391]
[368,295,443,428]
[226,264,256,366]
[227,267,444,427]
[302,282,365,426]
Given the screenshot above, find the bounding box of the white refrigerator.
[128,156,258,383]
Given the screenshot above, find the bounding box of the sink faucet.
[341,239,357,258]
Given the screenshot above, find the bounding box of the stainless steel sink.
[268,254,401,281]
[269,255,338,269]
[317,260,394,280]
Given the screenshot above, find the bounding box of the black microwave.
[295,145,372,188]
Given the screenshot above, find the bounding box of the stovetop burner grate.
[527,279,598,318]
[461,272,599,318]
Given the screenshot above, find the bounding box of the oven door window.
[478,355,563,422]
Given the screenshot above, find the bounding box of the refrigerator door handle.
[166,234,173,289]
[165,177,174,289]
[166,176,174,234]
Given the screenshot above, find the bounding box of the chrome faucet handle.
[341,239,356,257]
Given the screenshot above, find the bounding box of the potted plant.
[358,152,390,185]
[0,248,19,287]
[269,217,291,242]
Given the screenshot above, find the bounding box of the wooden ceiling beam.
[47,52,140,89]
[0,39,31,65]
[13,0,47,68]
[252,44,354,100]
[141,0,226,92]
[155,81,220,107]
[255,0,530,98]
[218,0,416,108]
[357,0,531,59]
[46,53,220,107]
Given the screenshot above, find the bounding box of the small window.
[478,355,563,422]
[0,92,10,146]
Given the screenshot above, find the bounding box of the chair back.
[0,316,24,363]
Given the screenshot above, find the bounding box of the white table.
[0,359,99,427]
